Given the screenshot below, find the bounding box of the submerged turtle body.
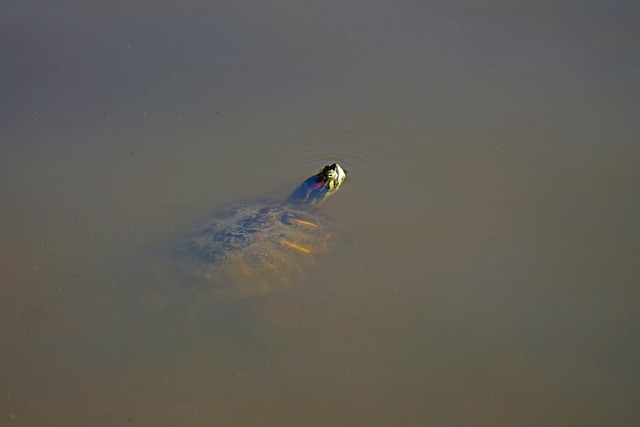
[172,163,347,300]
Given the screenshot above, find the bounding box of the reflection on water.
[2,1,639,426]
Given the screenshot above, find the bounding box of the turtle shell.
[171,199,338,300]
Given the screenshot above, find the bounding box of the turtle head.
[285,163,347,209]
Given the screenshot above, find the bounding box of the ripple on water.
[219,125,418,217]
[270,125,415,183]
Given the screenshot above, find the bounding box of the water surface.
[2,1,639,426]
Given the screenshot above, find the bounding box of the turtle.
[169,163,348,301]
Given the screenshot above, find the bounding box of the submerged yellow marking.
[290,218,318,228]
[281,240,312,254]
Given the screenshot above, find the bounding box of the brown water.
[2,1,639,426]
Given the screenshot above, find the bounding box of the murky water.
[2,1,639,426]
